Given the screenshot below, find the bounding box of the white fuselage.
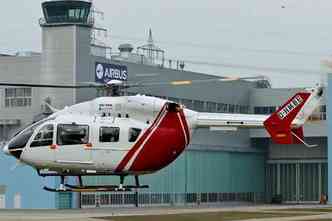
[5,95,196,175]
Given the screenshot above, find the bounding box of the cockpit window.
[30,124,54,147]
[100,127,120,142]
[57,124,89,145]
[129,128,142,143]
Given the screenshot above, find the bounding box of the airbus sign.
[95,62,128,83]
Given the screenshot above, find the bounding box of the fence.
[81,192,265,208]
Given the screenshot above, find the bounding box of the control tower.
[39,0,94,108]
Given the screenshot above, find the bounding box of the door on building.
[0,195,5,209]
[266,162,327,203]
[14,193,21,209]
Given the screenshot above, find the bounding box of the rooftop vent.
[118,44,134,53]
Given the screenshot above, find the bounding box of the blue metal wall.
[84,150,266,194]
[0,152,56,208]
[0,148,265,208]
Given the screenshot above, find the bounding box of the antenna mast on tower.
[137,28,165,67]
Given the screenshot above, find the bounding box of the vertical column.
[318,163,322,201]
[296,163,300,203]
[277,164,281,195]
[328,73,332,203]
[0,125,3,142]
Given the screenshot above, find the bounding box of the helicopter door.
[25,124,55,163]
[55,124,92,165]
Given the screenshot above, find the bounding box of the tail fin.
[264,87,323,145]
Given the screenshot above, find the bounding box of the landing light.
[49,144,58,150]
[84,143,93,149]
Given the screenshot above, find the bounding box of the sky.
[1,0,332,88]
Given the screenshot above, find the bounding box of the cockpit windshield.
[7,129,34,150]
[7,119,51,150]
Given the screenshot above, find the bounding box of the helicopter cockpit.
[4,119,53,159]
[4,113,144,164]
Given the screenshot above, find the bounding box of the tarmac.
[1,204,332,221]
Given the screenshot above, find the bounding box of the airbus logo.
[96,64,104,80]
[95,62,128,83]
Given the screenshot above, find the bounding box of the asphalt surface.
[0,204,332,221]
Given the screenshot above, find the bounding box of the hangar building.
[0,0,327,208]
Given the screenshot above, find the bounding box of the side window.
[100,127,120,142]
[129,128,142,143]
[57,124,89,145]
[31,124,54,147]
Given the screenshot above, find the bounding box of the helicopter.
[0,80,323,192]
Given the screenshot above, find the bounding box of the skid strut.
[43,175,149,193]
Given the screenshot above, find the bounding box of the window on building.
[309,105,327,121]
[229,104,235,113]
[100,127,120,142]
[68,9,75,18]
[181,99,193,109]
[235,105,241,113]
[240,105,250,114]
[193,100,205,112]
[217,103,228,113]
[5,88,32,108]
[254,106,276,114]
[57,124,89,145]
[168,97,180,103]
[31,124,54,147]
[129,128,142,143]
[321,105,327,120]
[206,102,217,112]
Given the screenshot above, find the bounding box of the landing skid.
[41,173,149,193]
[43,184,149,193]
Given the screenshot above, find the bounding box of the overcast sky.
[1,0,332,87]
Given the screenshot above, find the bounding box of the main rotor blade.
[0,76,265,89]
[0,83,100,88]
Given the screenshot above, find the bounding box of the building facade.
[0,0,327,208]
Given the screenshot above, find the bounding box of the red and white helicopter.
[0,80,323,192]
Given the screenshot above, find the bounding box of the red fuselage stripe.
[123,107,169,171]
[177,113,188,145]
[128,108,189,172]
[179,110,190,143]
[114,104,167,172]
